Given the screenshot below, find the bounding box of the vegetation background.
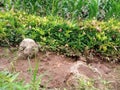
[0,0,120,90]
[1,0,120,20]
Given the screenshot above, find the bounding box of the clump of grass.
[0,56,44,90]
[0,71,29,90]
[77,78,98,90]
[76,77,111,90]
[27,56,43,90]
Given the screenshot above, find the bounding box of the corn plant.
[2,0,120,20]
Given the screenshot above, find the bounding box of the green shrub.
[0,11,120,60]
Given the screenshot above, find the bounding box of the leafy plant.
[0,11,120,61]
[0,71,29,90]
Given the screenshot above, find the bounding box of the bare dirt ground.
[0,47,120,90]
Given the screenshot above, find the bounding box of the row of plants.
[1,0,120,20]
[0,11,120,61]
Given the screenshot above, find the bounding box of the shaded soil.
[0,47,120,90]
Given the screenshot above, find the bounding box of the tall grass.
[27,56,43,90]
[2,0,120,20]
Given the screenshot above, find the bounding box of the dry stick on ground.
[3,39,18,72]
[4,38,18,52]
[4,39,13,52]
[84,47,91,64]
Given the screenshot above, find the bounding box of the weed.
[77,78,98,90]
[27,56,42,90]
[0,71,29,90]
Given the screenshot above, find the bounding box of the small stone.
[18,38,39,59]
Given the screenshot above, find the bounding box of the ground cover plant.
[0,11,120,61]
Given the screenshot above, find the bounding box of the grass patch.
[0,71,29,90]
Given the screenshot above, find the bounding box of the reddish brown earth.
[0,47,120,90]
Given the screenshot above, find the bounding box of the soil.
[0,47,120,90]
